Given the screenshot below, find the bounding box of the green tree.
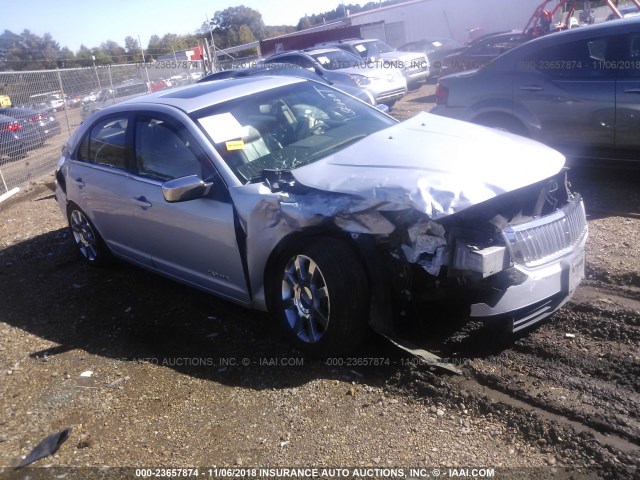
[124,36,143,63]
[57,46,75,68]
[146,34,162,60]
[100,40,126,64]
[206,5,265,48]
[237,25,256,44]
[1,29,61,70]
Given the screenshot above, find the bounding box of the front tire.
[67,204,111,266]
[271,239,370,357]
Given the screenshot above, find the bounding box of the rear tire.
[67,203,112,266]
[271,238,370,357]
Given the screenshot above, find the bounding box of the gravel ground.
[0,84,639,479]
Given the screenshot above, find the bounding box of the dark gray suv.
[431,17,640,163]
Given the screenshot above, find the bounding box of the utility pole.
[205,14,218,73]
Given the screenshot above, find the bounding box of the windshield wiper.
[309,134,367,161]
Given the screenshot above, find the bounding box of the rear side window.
[76,116,130,169]
[522,37,615,79]
[623,34,640,78]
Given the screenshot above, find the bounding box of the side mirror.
[375,104,390,113]
[313,65,324,76]
[162,175,212,203]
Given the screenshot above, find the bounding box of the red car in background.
[150,79,168,92]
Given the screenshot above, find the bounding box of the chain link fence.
[0,61,206,196]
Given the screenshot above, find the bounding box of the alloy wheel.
[281,254,331,344]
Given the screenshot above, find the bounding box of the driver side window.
[134,116,208,181]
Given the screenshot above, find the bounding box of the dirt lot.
[0,84,639,479]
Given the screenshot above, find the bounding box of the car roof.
[119,76,305,114]
[341,39,377,45]
[305,47,344,55]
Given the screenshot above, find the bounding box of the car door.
[67,113,153,267]
[615,32,640,158]
[513,35,618,159]
[127,112,250,303]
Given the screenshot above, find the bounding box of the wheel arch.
[467,99,540,138]
[472,111,531,137]
[263,226,389,323]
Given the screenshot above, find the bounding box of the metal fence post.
[108,65,114,99]
[56,68,72,136]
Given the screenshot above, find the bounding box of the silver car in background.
[55,77,587,356]
[320,39,431,87]
[264,48,407,106]
[81,82,149,120]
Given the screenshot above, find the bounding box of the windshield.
[370,41,395,53]
[192,82,396,184]
[425,39,463,53]
[309,50,364,70]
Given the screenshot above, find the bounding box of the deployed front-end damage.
[382,169,587,333]
[230,113,587,349]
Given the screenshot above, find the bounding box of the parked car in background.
[0,114,43,160]
[81,92,99,104]
[0,107,61,139]
[65,96,82,109]
[398,37,464,77]
[55,76,587,356]
[150,79,169,92]
[264,48,406,105]
[28,92,66,112]
[431,16,640,163]
[440,31,529,75]
[318,39,430,87]
[198,63,377,105]
[81,82,149,120]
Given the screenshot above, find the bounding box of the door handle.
[623,88,640,94]
[520,85,544,92]
[73,178,85,188]
[131,196,152,209]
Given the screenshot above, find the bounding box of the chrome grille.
[502,195,587,268]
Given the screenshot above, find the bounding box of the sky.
[3,0,356,52]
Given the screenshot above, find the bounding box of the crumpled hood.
[292,112,565,219]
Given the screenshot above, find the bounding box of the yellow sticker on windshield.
[226,140,245,151]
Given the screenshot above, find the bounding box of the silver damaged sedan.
[55,77,588,356]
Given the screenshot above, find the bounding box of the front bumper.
[470,242,586,331]
[470,196,588,331]
[404,68,430,83]
[367,77,408,104]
